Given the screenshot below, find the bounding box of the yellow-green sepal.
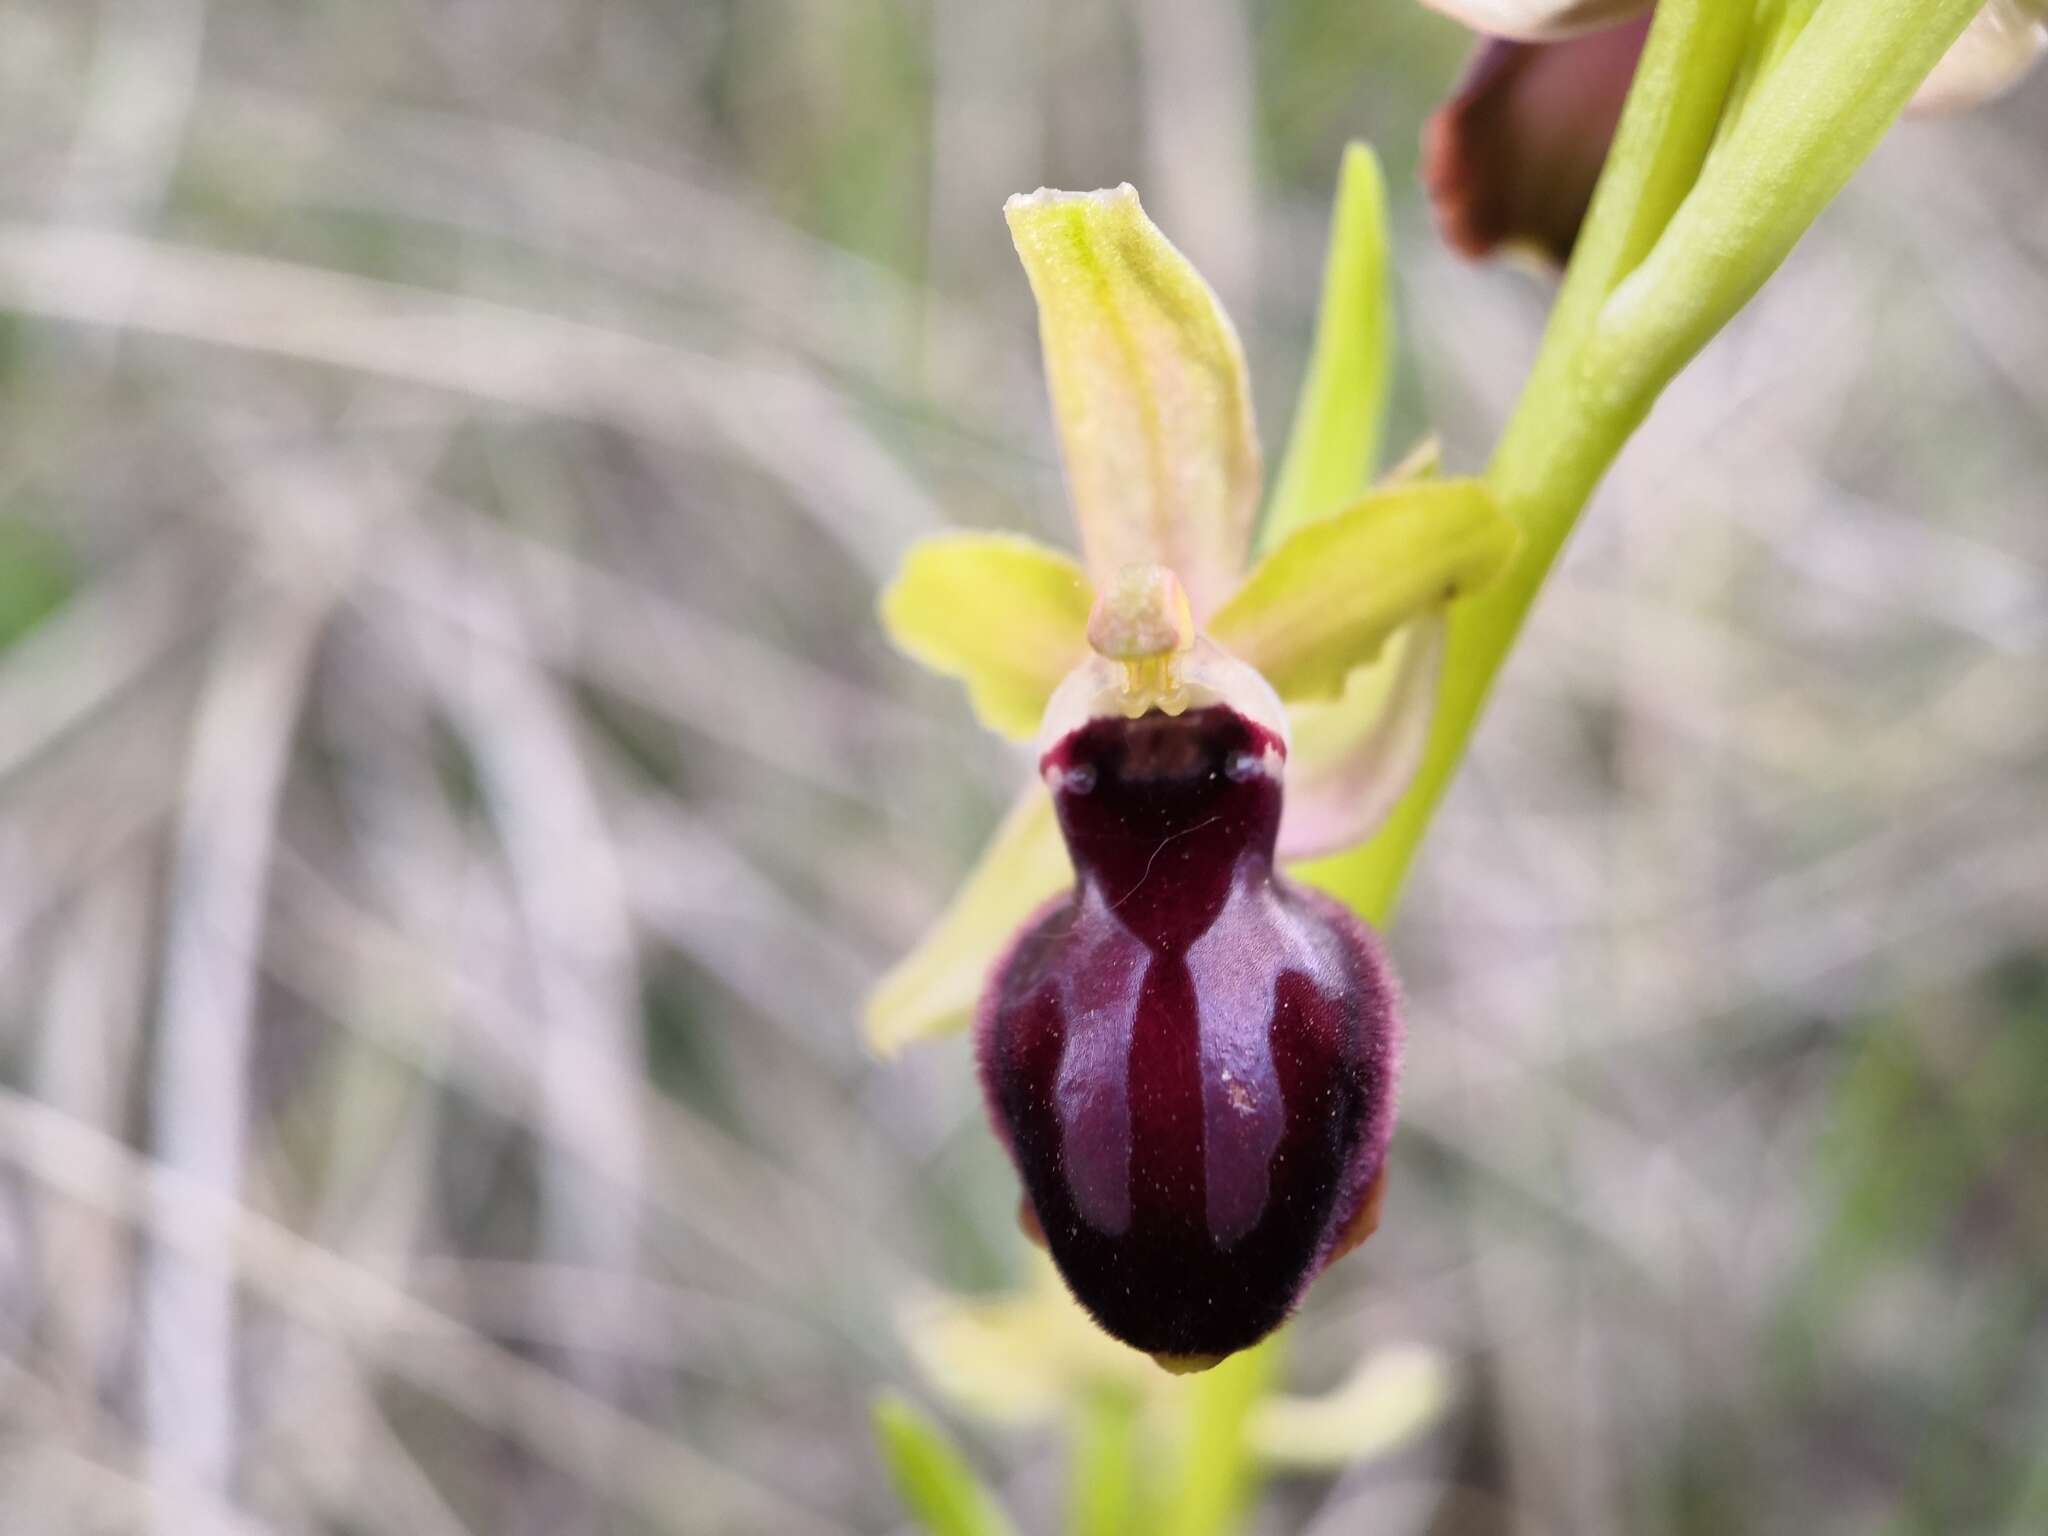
[863,785,1071,1057]
[879,532,1092,741]
[1005,185,1261,621]
[1211,478,1518,703]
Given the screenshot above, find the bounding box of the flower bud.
[1422,18,1650,264]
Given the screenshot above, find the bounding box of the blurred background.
[0,1,2044,1532]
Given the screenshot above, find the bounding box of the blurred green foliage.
[0,516,72,652]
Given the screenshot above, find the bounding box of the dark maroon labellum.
[977,703,1401,1365]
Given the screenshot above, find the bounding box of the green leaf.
[1261,142,1393,554]
[873,1392,1020,1536]
[864,786,1070,1056]
[880,531,1092,740]
[1211,479,1517,703]
[1006,185,1261,620]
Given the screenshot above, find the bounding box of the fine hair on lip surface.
[981,701,1401,1361]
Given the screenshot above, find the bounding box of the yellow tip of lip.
[1151,1351,1226,1376]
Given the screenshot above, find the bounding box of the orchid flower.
[868,0,2005,1390]
[1422,0,2044,263]
[868,154,1518,1368]
[880,1252,1449,1533]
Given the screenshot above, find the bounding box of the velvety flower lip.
[978,716,1400,1368]
[976,571,1403,1366]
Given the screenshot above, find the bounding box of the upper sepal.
[1006,185,1261,620]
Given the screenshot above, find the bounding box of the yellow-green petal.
[1261,142,1394,553]
[864,785,1071,1057]
[1245,1344,1452,1470]
[1211,479,1518,703]
[1005,185,1260,621]
[1278,618,1442,863]
[879,532,1092,741]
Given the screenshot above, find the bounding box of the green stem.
[1315,0,1743,922]
[1587,0,1985,420]
[1538,0,1753,376]
[1163,1335,1279,1536]
[1068,1388,1143,1536]
[1313,0,1981,927]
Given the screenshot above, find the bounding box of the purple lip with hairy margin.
[977,702,1401,1364]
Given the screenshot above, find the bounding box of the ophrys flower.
[868,157,1518,1368]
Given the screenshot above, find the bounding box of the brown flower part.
[1422,14,1651,265]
